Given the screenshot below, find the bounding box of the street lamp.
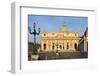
[29,22,40,54]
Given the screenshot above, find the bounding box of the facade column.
[48,40,51,51]
[46,40,48,51]
[72,40,74,50]
[50,40,52,51]
[66,40,68,51]
[55,40,57,51]
[64,40,66,50]
[70,40,73,50]
[68,40,70,51]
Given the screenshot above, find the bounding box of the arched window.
[63,46,64,49]
[52,45,55,50]
[74,43,77,50]
[63,43,64,49]
[52,43,55,50]
[67,43,69,49]
[60,45,62,49]
[44,44,46,50]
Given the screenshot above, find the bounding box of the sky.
[28,15,88,43]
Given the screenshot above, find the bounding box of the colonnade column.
[46,40,49,51]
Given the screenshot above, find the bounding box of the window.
[52,43,55,50]
[74,43,77,50]
[60,45,62,49]
[63,46,64,49]
[67,43,69,49]
[52,45,55,50]
[44,34,46,36]
[43,44,46,50]
[63,43,64,49]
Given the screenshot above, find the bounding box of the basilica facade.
[40,23,80,52]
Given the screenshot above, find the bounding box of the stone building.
[78,28,88,52]
[40,23,80,52]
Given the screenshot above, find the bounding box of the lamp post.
[29,22,40,54]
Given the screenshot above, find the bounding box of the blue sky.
[28,15,88,43]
